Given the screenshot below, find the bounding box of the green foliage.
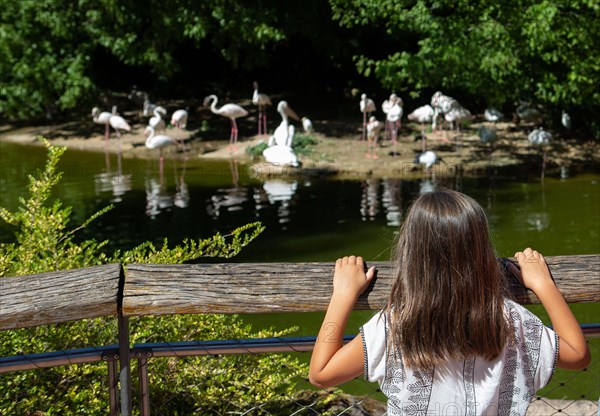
[0,0,289,120]
[0,139,306,415]
[292,133,318,156]
[0,138,110,276]
[330,0,600,111]
[246,141,269,157]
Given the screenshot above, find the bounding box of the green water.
[1,141,599,400]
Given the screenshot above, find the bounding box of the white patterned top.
[360,299,558,416]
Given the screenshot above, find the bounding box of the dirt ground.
[1,106,598,180]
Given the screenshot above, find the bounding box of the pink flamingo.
[203,94,248,150]
[252,82,271,135]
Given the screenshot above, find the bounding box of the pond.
[1,140,599,398]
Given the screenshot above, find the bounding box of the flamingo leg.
[258,108,263,135]
[262,112,267,136]
[104,124,110,143]
[362,112,367,141]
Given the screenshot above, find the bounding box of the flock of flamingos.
[92,83,567,172]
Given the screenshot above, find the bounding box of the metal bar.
[138,356,151,416]
[107,357,119,416]
[131,335,355,357]
[0,345,119,373]
[118,313,132,416]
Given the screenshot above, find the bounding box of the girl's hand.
[333,256,376,299]
[514,247,554,292]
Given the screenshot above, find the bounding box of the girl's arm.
[514,248,591,370]
[309,256,376,388]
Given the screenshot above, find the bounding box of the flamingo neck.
[145,127,155,146]
[208,95,219,114]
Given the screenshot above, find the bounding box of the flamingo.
[252,82,271,135]
[359,94,376,140]
[92,107,112,143]
[561,111,572,130]
[149,106,167,132]
[302,117,314,134]
[145,125,175,177]
[386,97,403,151]
[528,127,552,182]
[366,116,383,159]
[171,108,188,129]
[170,108,189,150]
[407,104,434,152]
[203,94,248,150]
[444,105,472,149]
[108,113,131,150]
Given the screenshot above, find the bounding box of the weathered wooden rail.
[1,255,598,416]
[1,255,598,331]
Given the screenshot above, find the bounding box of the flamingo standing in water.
[145,125,175,177]
[109,112,131,150]
[252,82,271,135]
[203,94,248,150]
[359,94,376,141]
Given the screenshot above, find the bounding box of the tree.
[329,0,600,116]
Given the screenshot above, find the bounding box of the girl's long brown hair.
[383,188,510,370]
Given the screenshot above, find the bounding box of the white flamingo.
[528,127,553,181]
[145,125,175,177]
[366,116,383,159]
[92,107,113,143]
[302,117,314,134]
[203,94,248,150]
[170,108,189,150]
[171,108,188,129]
[252,82,271,135]
[407,104,434,151]
[360,93,376,140]
[108,113,131,149]
[148,106,167,132]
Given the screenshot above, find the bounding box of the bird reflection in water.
[94,146,132,203]
[206,159,248,219]
[360,179,379,221]
[261,179,298,225]
[145,176,173,219]
[382,178,402,227]
[173,158,189,209]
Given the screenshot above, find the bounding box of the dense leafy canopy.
[1,0,599,134]
[330,0,600,109]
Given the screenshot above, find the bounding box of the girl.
[309,188,590,415]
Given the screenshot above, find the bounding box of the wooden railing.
[3,255,598,330]
[1,255,599,416]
